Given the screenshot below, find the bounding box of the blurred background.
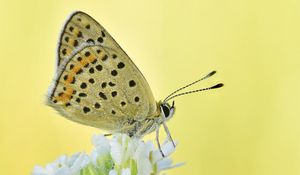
[1,0,300,174]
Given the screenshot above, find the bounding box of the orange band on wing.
[88,56,96,63]
[66,75,75,83]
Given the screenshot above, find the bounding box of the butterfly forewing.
[48,44,158,132]
[58,11,124,67]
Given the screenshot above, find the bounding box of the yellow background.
[0,0,300,174]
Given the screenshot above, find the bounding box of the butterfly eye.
[162,104,170,118]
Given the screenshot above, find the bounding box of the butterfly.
[47,11,223,156]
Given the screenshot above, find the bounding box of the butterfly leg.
[162,121,176,148]
[156,128,165,157]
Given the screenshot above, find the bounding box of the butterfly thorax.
[122,117,160,137]
[123,101,176,137]
[115,102,162,137]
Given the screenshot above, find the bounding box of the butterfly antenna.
[163,71,217,102]
[164,83,223,102]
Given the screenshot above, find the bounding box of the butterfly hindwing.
[48,45,158,132]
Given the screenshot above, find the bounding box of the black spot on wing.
[109,82,115,87]
[96,64,102,71]
[99,92,107,100]
[94,102,101,109]
[129,80,136,87]
[89,78,95,84]
[80,82,87,89]
[101,82,107,88]
[111,91,117,97]
[83,106,90,113]
[97,37,103,43]
[117,62,125,69]
[79,93,87,97]
[111,70,118,76]
[134,96,140,102]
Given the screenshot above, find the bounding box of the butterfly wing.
[57,11,153,97]
[58,11,129,67]
[48,44,158,132]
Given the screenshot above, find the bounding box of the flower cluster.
[32,134,182,175]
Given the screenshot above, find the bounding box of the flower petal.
[32,166,49,175]
[109,169,118,175]
[110,135,123,164]
[153,141,177,162]
[121,168,131,175]
[134,142,152,175]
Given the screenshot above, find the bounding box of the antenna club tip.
[208,70,217,76]
[211,83,224,89]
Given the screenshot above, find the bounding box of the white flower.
[32,153,90,175]
[32,133,182,175]
[109,168,130,175]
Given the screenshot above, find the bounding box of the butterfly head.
[159,101,175,121]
